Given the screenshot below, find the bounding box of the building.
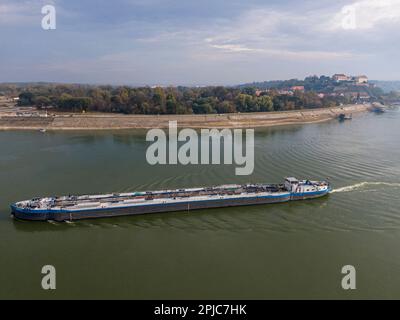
[353,75,368,84]
[333,74,351,82]
[277,90,293,95]
[358,93,370,100]
[291,86,305,92]
[344,92,360,99]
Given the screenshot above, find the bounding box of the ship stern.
[11,203,50,221]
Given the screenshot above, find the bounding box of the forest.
[0,82,365,115]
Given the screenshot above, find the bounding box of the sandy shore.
[0,104,370,130]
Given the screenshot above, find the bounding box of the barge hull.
[12,194,294,222]
[11,177,331,222]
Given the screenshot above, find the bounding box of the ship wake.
[332,182,400,193]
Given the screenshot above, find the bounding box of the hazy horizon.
[1,0,400,85]
[1,78,399,88]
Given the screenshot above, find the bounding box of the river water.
[1,109,400,299]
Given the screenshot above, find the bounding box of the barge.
[11,177,331,221]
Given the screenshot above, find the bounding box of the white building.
[333,74,351,82]
[353,75,368,84]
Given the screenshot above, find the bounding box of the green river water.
[1,109,400,299]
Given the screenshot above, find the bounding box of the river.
[1,108,400,299]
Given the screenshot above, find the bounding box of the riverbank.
[0,104,370,130]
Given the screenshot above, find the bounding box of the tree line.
[0,83,352,114]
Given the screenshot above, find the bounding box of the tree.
[152,87,166,114]
[33,96,51,108]
[18,92,34,105]
[166,93,177,114]
[217,101,236,113]
[256,95,273,112]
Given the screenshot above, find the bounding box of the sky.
[1,0,400,86]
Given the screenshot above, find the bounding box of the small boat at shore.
[338,113,352,121]
[11,177,331,222]
[370,103,386,113]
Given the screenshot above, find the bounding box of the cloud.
[198,7,359,60]
[0,1,35,25]
[197,1,400,60]
[133,5,359,61]
[209,44,257,53]
[330,0,400,30]
[1,0,400,84]
[0,0,81,27]
[207,44,356,60]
